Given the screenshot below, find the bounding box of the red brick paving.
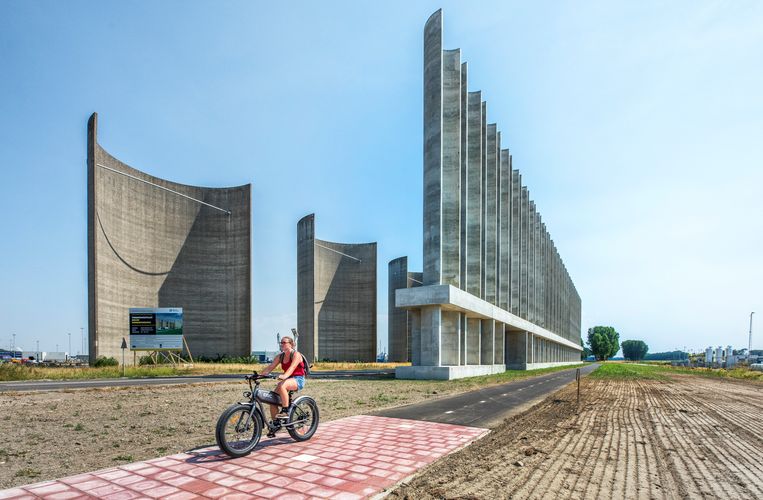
[1,415,487,499]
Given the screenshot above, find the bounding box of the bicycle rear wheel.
[215,404,262,457]
[287,396,319,441]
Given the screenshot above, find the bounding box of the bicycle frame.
[240,375,310,432]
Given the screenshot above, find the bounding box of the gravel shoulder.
[388,374,763,499]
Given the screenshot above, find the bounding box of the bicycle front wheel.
[215,403,262,457]
[287,396,319,441]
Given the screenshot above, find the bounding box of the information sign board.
[129,307,184,350]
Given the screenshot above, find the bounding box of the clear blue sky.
[1,1,761,356]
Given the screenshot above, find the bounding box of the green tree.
[586,326,620,361]
[580,337,591,360]
[621,340,649,361]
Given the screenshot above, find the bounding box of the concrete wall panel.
[87,113,251,363]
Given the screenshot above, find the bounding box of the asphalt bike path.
[0,370,395,392]
[372,363,598,428]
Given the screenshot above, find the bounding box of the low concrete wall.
[396,364,505,380]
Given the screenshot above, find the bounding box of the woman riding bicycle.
[260,336,305,435]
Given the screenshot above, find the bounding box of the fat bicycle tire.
[215,403,262,457]
[287,396,319,441]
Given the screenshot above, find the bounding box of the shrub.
[92,356,119,367]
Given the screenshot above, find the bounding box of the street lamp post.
[750,312,755,357]
[67,332,71,361]
[80,327,84,356]
[36,340,40,362]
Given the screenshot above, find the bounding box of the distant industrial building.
[87,113,251,363]
[297,214,376,362]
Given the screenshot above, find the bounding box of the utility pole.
[750,312,755,357]
[36,340,40,362]
[12,333,16,352]
[80,327,84,356]
[67,332,71,361]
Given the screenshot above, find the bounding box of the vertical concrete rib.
[459,62,468,292]
[441,48,461,288]
[388,257,409,362]
[480,101,487,298]
[528,201,536,323]
[499,148,510,312]
[519,186,529,319]
[484,123,498,305]
[466,92,482,297]
[423,9,443,286]
[510,169,520,315]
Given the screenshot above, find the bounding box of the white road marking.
[445,410,454,414]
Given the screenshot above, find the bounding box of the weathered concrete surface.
[396,363,505,380]
[87,113,251,363]
[407,10,584,378]
[388,257,422,362]
[297,214,376,362]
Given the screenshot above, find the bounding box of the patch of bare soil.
[389,375,763,499]
[0,377,450,489]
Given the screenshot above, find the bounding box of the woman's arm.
[278,352,302,380]
[260,354,281,375]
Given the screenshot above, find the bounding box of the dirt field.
[389,373,763,499]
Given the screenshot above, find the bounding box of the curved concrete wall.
[388,257,422,362]
[297,214,376,362]
[87,113,251,363]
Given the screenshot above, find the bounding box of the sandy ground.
[0,377,467,489]
[389,374,763,499]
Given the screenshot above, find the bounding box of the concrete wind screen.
[297,214,377,363]
[396,10,583,380]
[388,257,423,362]
[87,113,251,363]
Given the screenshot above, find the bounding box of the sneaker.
[267,421,281,438]
[276,409,289,420]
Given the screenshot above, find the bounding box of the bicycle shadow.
[183,436,294,463]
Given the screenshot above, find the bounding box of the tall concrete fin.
[484,123,498,305]
[441,48,461,287]
[510,168,520,315]
[499,148,510,311]
[466,91,482,297]
[297,214,316,363]
[423,9,443,286]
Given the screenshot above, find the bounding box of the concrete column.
[420,306,441,366]
[499,149,510,312]
[480,319,494,365]
[441,310,460,366]
[466,92,482,297]
[494,322,505,364]
[410,309,421,365]
[459,314,466,365]
[467,317,481,364]
[510,169,520,316]
[483,124,498,305]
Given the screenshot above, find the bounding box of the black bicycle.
[215,372,319,457]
